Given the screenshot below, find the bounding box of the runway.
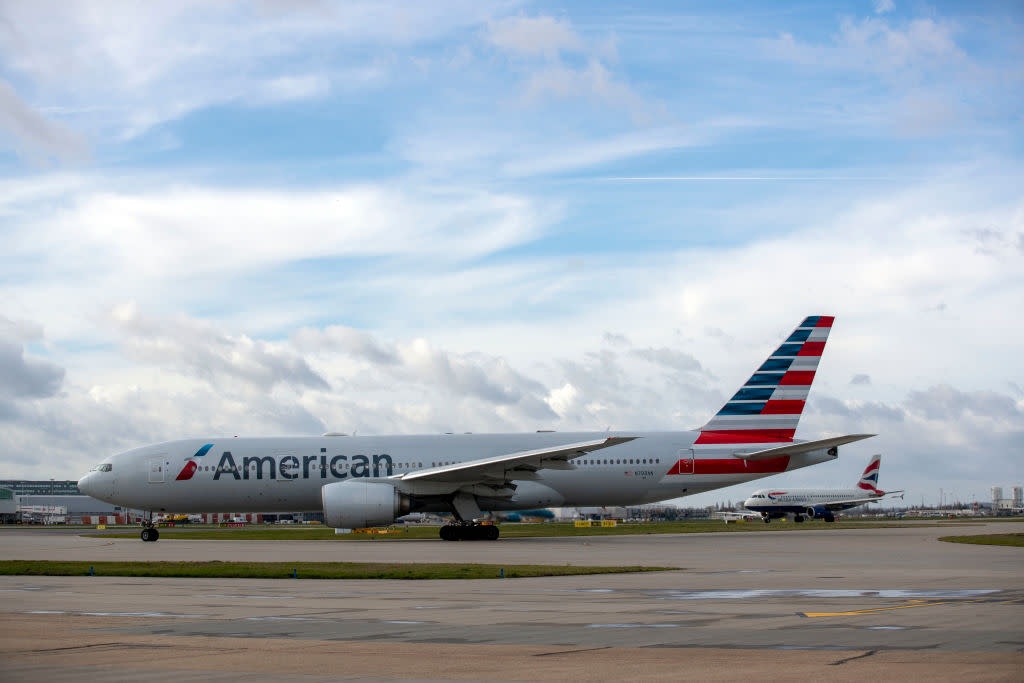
[1,522,1022,681]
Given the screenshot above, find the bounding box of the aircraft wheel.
[824,514,836,523]
[439,525,457,541]
[794,515,804,523]
[762,517,771,524]
[486,525,499,541]
[141,528,159,542]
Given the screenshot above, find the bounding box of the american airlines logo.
[176,445,395,481]
[175,444,214,481]
[212,451,394,480]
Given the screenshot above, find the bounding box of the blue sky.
[1,1,1022,506]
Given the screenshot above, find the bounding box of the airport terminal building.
[0,480,122,524]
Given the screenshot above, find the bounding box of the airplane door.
[676,449,695,475]
[148,456,166,483]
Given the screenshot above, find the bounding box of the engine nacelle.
[321,481,410,529]
[806,505,828,519]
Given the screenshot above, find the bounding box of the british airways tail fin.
[697,315,834,445]
[857,454,883,494]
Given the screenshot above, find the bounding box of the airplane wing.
[823,491,904,511]
[731,434,875,461]
[397,436,637,485]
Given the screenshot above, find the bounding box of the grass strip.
[0,560,673,580]
[938,533,1024,547]
[87,519,978,541]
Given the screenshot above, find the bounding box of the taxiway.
[1,521,1021,681]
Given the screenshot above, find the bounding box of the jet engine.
[321,481,411,529]
[805,505,835,522]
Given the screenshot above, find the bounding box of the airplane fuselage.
[81,431,835,514]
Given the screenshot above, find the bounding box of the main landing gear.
[441,493,499,541]
[794,515,804,523]
[440,523,499,541]
[140,512,159,542]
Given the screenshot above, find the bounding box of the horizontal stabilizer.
[732,434,875,461]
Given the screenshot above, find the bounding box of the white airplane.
[742,454,903,524]
[78,315,874,542]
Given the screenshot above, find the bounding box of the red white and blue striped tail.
[857,454,883,495]
[697,315,834,445]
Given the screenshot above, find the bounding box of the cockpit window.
[93,463,113,472]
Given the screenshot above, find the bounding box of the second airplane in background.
[742,454,903,524]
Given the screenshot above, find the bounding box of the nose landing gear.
[140,511,159,542]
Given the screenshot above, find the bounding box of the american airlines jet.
[78,316,873,542]
[742,454,903,524]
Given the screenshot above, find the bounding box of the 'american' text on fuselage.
[211,452,394,480]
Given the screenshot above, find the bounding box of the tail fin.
[697,315,834,445]
[857,454,883,495]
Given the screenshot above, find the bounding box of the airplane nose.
[78,472,95,497]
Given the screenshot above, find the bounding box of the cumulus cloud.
[905,384,1022,425]
[0,315,64,402]
[108,303,328,393]
[486,13,658,123]
[293,325,399,365]
[630,347,703,374]
[487,15,582,58]
[767,16,964,74]
[602,332,630,347]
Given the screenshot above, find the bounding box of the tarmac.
[1,521,1022,681]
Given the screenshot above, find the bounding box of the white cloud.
[0,316,65,402]
[0,1,506,142]
[765,16,964,79]
[0,78,89,163]
[258,74,332,102]
[519,58,656,123]
[485,13,659,123]
[500,126,697,177]
[487,15,582,57]
[874,0,895,14]
[0,176,552,343]
[108,302,329,393]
